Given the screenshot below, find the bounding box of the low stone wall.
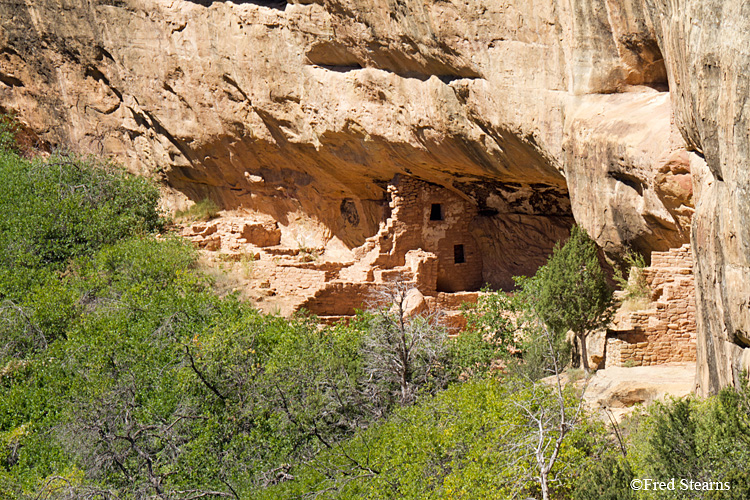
[300,282,390,316]
[425,292,481,311]
[606,244,697,367]
[269,266,329,297]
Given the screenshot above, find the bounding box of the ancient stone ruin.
[182,174,700,359]
[300,175,501,322]
[180,175,566,329]
[605,244,697,368]
[8,0,750,394]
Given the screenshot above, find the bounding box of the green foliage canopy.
[527,224,613,337]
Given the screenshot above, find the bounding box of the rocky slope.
[554,362,696,422]
[0,0,746,394]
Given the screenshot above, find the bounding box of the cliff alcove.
[3,0,750,395]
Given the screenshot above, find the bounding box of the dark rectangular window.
[454,244,465,264]
[430,203,443,221]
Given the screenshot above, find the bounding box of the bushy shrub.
[613,250,649,310]
[0,152,163,276]
[0,113,20,153]
[460,286,520,368]
[529,225,612,333]
[625,381,750,500]
[518,225,613,372]
[572,455,634,500]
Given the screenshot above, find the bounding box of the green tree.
[460,285,521,373]
[523,225,613,372]
[0,153,163,282]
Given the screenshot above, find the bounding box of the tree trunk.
[540,469,550,500]
[578,332,590,373]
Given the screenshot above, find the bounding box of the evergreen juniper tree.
[526,224,613,372]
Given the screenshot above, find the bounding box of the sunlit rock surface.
[2,0,748,393]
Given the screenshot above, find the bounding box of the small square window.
[454,244,465,264]
[430,203,443,221]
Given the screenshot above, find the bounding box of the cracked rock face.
[1,0,747,392]
[647,0,750,394]
[0,0,681,249]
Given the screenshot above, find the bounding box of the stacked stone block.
[606,244,697,367]
[269,266,329,296]
[300,282,389,316]
[368,175,483,292]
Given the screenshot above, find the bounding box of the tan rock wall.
[564,93,693,257]
[0,0,679,259]
[300,282,387,317]
[645,0,750,394]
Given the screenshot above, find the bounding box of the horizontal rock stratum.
[1,0,748,395]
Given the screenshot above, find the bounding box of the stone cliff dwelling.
[295,175,490,327]
[347,175,483,294]
[183,177,698,367]
[7,0,750,399]
[604,244,697,368]
[183,174,572,328]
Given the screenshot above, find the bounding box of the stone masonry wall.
[606,244,697,367]
[301,175,483,316]
[371,175,483,292]
[300,282,388,316]
[181,175,485,319]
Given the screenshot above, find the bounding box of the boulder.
[241,222,282,248]
[401,288,429,319]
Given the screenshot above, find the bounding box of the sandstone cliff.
[0,0,746,394]
[647,0,750,394]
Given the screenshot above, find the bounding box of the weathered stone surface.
[564,92,693,258]
[401,288,429,319]
[1,0,749,393]
[584,363,696,421]
[645,0,750,395]
[0,0,676,255]
[586,329,607,371]
[241,222,282,248]
[548,363,696,422]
